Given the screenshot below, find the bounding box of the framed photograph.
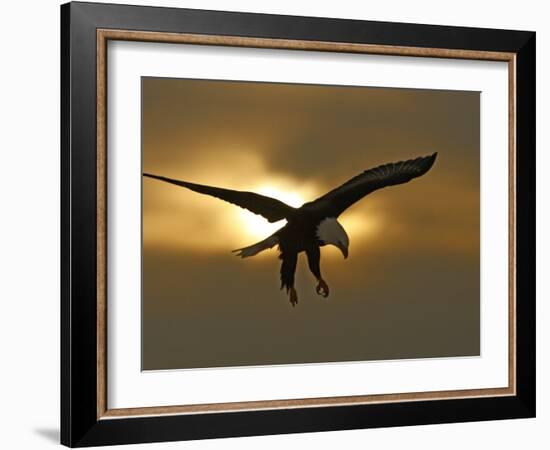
[61,2,535,447]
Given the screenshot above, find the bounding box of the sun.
[236,185,306,241]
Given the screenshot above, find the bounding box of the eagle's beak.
[337,242,348,259]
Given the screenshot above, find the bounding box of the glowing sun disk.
[237,185,307,241]
[256,185,306,208]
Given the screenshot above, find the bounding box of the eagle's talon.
[289,287,298,307]
[316,279,330,298]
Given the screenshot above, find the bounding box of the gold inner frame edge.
[96,29,517,420]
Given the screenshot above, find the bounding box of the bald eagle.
[144,152,437,306]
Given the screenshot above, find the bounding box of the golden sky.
[142,77,480,370]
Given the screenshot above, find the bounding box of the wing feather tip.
[420,152,438,173]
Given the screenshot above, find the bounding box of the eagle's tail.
[232,234,279,258]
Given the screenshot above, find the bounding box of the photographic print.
[141,77,480,371]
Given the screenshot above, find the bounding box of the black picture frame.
[61,1,535,447]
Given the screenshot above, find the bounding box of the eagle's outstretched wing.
[305,153,437,218]
[143,173,296,223]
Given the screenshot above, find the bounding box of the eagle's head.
[316,217,349,259]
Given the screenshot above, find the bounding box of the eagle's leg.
[280,252,299,307]
[306,246,329,298]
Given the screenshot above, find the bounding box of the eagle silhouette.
[144,152,437,306]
